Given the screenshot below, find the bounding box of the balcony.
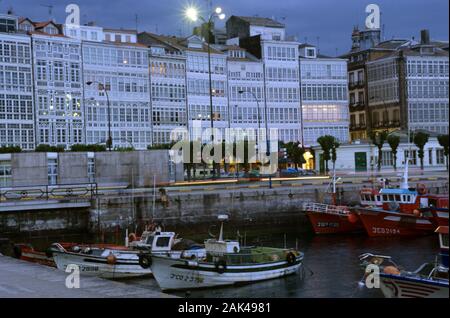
[348,80,365,89]
[350,123,367,131]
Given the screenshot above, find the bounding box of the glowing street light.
[186,7,198,22]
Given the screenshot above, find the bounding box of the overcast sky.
[3,0,449,56]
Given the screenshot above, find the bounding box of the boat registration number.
[372,227,400,235]
[170,272,204,283]
[64,265,99,272]
[317,222,339,228]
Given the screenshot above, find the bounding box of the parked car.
[280,168,300,178]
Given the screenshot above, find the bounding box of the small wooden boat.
[359,226,449,298]
[13,243,77,267]
[144,215,304,291]
[50,231,206,279]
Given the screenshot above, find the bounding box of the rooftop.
[230,15,285,28]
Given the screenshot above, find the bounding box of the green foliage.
[114,146,135,152]
[438,134,449,170]
[70,144,107,152]
[317,135,339,173]
[413,131,429,170]
[0,145,22,154]
[35,144,65,152]
[387,134,400,170]
[147,142,176,150]
[370,130,389,171]
[285,141,306,169]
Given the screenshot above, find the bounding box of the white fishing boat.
[144,215,304,291]
[359,226,449,298]
[50,231,206,279]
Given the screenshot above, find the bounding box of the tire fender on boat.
[215,259,227,274]
[286,252,296,265]
[106,253,117,265]
[138,254,152,269]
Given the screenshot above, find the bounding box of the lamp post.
[87,81,112,151]
[186,6,226,179]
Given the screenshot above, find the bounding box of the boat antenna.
[217,214,229,241]
[401,158,409,190]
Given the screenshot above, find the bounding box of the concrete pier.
[0,255,174,298]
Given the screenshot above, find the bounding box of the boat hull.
[357,209,435,237]
[52,251,152,279]
[306,211,363,234]
[380,274,449,298]
[151,254,303,291]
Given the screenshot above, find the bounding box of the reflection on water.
[122,231,439,298]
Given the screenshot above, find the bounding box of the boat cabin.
[132,231,176,252]
[359,188,383,207]
[204,239,241,256]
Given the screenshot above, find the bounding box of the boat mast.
[400,158,409,190]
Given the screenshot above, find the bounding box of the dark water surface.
[123,230,438,298]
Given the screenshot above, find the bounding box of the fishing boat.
[304,167,382,234]
[359,226,449,298]
[144,215,304,291]
[356,161,449,237]
[50,231,206,279]
[12,243,78,267]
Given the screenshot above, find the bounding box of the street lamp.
[87,81,112,151]
[186,6,226,178]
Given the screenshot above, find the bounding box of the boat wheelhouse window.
[155,236,171,247]
[429,199,437,208]
[406,195,411,202]
[382,194,388,201]
[395,195,401,202]
[388,195,395,201]
[376,195,381,202]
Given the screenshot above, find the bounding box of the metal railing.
[0,183,98,202]
[303,202,350,216]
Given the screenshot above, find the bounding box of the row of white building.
[0,13,350,150]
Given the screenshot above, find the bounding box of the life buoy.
[286,252,296,265]
[215,259,227,274]
[128,233,137,243]
[138,254,152,269]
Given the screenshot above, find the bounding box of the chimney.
[420,29,430,45]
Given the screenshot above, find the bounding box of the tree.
[317,135,338,174]
[437,134,449,170]
[370,131,388,171]
[387,134,400,170]
[285,142,306,169]
[413,131,429,170]
[331,140,340,172]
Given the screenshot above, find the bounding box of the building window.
[381,151,393,167]
[404,150,417,165]
[48,158,58,185]
[0,160,12,187]
[437,149,445,165]
[115,34,121,42]
[88,158,95,182]
[429,149,433,165]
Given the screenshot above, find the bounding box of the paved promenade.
[0,255,174,298]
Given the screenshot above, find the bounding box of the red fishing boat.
[304,170,382,235]
[356,163,449,237]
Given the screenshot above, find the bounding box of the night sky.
[3,0,449,56]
